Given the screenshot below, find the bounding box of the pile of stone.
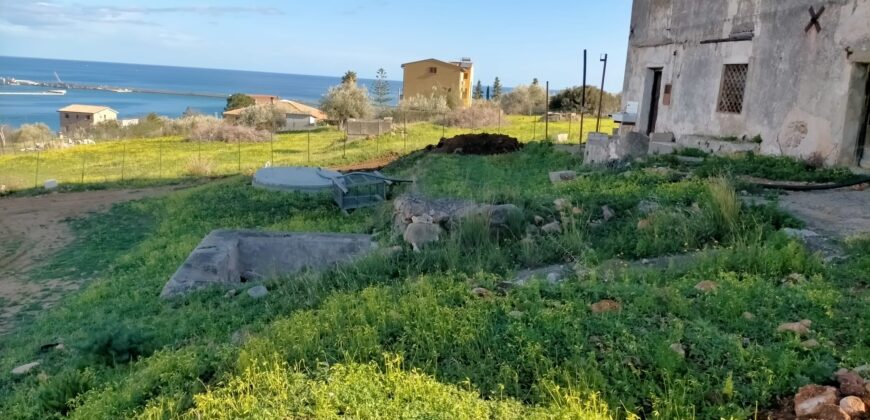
[393,194,520,251]
[793,367,869,419]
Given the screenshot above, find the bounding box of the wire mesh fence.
[0,113,617,191]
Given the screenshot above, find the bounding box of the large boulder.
[794,385,839,417]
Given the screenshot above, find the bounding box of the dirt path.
[778,186,870,239]
[0,185,189,334]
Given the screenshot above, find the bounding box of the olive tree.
[321,72,373,129]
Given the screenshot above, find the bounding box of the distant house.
[222,100,327,130]
[401,58,474,108]
[57,104,118,134]
[247,94,280,105]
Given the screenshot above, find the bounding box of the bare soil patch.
[329,152,401,172]
[0,185,189,334]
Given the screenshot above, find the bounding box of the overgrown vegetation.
[0,142,866,419]
[440,101,505,128]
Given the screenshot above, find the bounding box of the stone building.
[618,0,870,167]
[57,104,118,135]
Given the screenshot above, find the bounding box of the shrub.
[79,325,156,366]
[188,119,269,142]
[549,86,620,114]
[12,123,55,144]
[37,369,96,416]
[225,93,255,111]
[500,83,546,115]
[236,104,286,131]
[184,156,216,177]
[440,101,505,128]
[706,176,740,233]
[395,92,451,122]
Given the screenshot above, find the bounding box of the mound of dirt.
[424,133,523,155]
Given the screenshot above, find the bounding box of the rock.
[508,310,524,319]
[223,289,238,298]
[777,319,812,335]
[637,218,652,231]
[0,184,7,195]
[811,404,851,420]
[590,299,622,314]
[549,170,577,184]
[601,205,616,222]
[794,384,839,417]
[411,214,434,224]
[800,339,820,349]
[403,222,443,252]
[742,311,755,320]
[541,221,562,234]
[637,200,661,215]
[510,265,571,286]
[694,280,718,293]
[533,215,545,225]
[836,370,867,397]
[840,396,866,417]
[853,365,870,380]
[43,179,58,190]
[471,287,492,298]
[247,285,268,299]
[553,198,570,212]
[488,204,521,227]
[11,362,40,376]
[669,343,686,358]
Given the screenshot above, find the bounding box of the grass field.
[0,139,866,418]
[0,115,616,192]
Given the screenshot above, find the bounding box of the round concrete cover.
[252,167,341,193]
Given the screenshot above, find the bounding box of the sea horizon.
[0,56,403,131]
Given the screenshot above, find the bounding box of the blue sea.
[0,56,402,131]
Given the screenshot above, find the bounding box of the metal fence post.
[343,123,348,158]
[568,114,572,141]
[34,148,40,188]
[158,138,163,179]
[402,114,407,152]
[121,142,127,181]
[269,133,274,164]
[80,152,86,184]
[237,137,241,173]
[307,130,311,163]
[545,81,550,141]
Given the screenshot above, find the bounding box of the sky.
[0,0,633,92]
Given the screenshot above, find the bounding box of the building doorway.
[859,66,870,166]
[646,69,663,135]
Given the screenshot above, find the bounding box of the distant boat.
[48,89,67,95]
[0,89,66,95]
[111,88,132,93]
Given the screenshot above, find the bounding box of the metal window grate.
[717,64,748,113]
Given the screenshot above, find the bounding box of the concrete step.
[649,141,683,155]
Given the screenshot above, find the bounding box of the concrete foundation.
[160,229,377,298]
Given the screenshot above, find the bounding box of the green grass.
[0,143,866,419]
[655,151,857,183]
[0,116,616,192]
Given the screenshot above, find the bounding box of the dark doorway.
[858,66,870,165]
[647,69,663,135]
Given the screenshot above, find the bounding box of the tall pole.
[579,49,587,143]
[545,81,549,141]
[596,53,608,133]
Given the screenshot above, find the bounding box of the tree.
[548,86,621,115]
[225,93,254,111]
[371,68,392,108]
[15,123,54,144]
[238,104,286,131]
[472,80,484,100]
[499,83,547,115]
[492,77,503,100]
[341,70,358,85]
[321,74,373,130]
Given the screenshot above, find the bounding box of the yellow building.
[57,104,118,134]
[401,58,474,108]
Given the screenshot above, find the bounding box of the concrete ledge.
[649,141,683,155]
[161,229,377,298]
[677,135,760,155]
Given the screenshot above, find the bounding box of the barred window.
[717,64,748,113]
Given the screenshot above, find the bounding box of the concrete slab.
[252,167,341,193]
[160,229,377,298]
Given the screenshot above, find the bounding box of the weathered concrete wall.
[160,230,377,298]
[623,0,870,166]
